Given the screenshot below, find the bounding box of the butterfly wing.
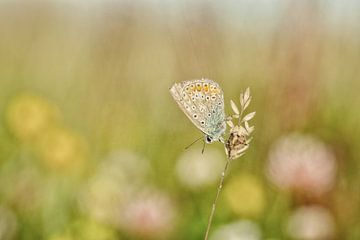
[169,78,226,139]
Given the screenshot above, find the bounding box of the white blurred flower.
[210,220,261,240]
[97,150,150,186]
[0,206,17,240]
[175,148,225,189]
[79,150,150,224]
[120,189,176,239]
[267,133,337,195]
[287,206,336,240]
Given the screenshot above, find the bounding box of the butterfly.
[169,78,226,144]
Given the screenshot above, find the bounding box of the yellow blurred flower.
[73,219,117,240]
[224,174,265,217]
[6,93,60,142]
[35,127,87,170]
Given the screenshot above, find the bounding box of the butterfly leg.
[201,140,206,154]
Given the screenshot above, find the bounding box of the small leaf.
[245,121,250,130]
[243,96,252,110]
[246,137,253,144]
[244,87,250,103]
[239,145,249,153]
[238,125,248,135]
[242,111,256,122]
[230,100,240,115]
[227,120,234,128]
[240,93,244,107]
[245,121,254,134]
[226,115,239,122]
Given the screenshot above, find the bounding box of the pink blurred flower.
[266,133,337,195]
[78,150,149,225]
[119,190,176,239]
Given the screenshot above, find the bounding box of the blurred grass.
[0,1,360,239]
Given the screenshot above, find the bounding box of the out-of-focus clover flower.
[210,220,261,240]
[6,93,60,142]
[0,206,17,240]
[267,133,337,196]
[119,189,176,239]
[224,174,265,217]
[79,175,130,224]
[79,150,150,224]
[99,150,150,186]
[35,127,87,170]
[287,205,336,240]
[175,148,225,190]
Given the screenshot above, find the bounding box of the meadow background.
[0,1,360,239]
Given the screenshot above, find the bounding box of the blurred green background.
[0,1,360,239]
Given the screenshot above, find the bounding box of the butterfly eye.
[206,136,213,143]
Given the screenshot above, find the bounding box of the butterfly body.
[170,78,226,143]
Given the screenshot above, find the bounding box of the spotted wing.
[169,78,226,138]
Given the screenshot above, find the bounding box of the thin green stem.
[204,159,231,240]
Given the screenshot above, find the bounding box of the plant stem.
[204,159,231,240]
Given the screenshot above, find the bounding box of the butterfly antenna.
[201,140,206,154]
[184,136,203,150]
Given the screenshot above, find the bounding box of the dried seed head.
[225,87,255,160]
[225,129,249,160]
